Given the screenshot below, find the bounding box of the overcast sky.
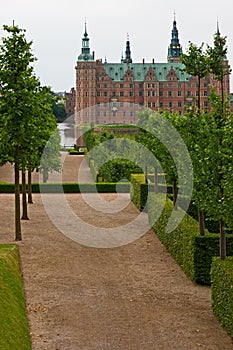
[1,0,233,92]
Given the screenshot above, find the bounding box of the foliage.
[99,158,142,182]
[194,235,233,284]
[211,257,233,339]
[148,193,233,284]
[148,193,198,280]
[180,42,209,111]
[0,245,31,349]
[130,174,150,211]
[51,92,67,122]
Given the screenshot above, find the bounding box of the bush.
[0,245,31,349]
[99,159,142,183]
[148,193,198,280]
[211,257,233,339]
[148,193,233,284]
[193,235,233,284]
[69,149,85,155]
[130,174,148,211]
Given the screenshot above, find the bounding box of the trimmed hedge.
[148,193,198,280]
[211,257,233,339]
[130,174,149,211]
[194,235,233,284]
[0,245,31,349]
[69,150,85,155]
[148,193,233,284]
[0,183,130,193]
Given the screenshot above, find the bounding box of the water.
[57,123,76,148]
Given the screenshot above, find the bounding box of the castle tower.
[75,23,96,122]
[123,34,133,63]
[167,14,182,62]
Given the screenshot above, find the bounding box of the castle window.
[159,91,163,96]
[104,83,107,88]
[104,92,108,97]
[129,91,134,97]
[204,91,208,96]
[187,91,191,97]
[148,84,150,88]
[130,84,133,89]
[168,91,172,96]
[120,83,124,88]
[160,102,163,108]
[178,91,182,96]
[178,101,182,107]
[120,91,124,96]
[169,102,172,107]
[204,101,208,107]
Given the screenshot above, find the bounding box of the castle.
[64,17,230,124]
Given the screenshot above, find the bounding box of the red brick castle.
[64,17,230,124]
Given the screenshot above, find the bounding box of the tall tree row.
[137,30,232,260]
[0,24,61,241]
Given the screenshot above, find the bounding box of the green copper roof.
[102,62,191,82]
[78,53,94,61]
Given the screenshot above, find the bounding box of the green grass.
[0,245,31,350]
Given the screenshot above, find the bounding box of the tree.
[0,24,38,240]
[180,42,209,113]
[207,31,232,259]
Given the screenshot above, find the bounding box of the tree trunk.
[43,169,48,183]
[198,209,205,236]
[154,167,158,193]
[219,219,226,260]
[145,165,148,184]
[197,76,201,114]
[21,170,29,220]
[14,152,22,241]
[172,179,178,210]
[28,170,33,204]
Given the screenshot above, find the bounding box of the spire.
[123,34,132,63]
[217,19,220,36]
[84,21,88,37]
[167,14,182,62]
[77,22,94,61]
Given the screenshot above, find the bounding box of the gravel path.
[0,154,233,350]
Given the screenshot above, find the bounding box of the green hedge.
[148,193,233,284]
[211,257,233,339]
[148,193,198,280]
[69,150,85,155]
[0,183,130,193]
[194,235,233,284]
[130,174,148,211]
[0,245,31,349]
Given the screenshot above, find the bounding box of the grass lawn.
[0,244,31,349]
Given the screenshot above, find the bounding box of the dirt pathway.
[0,155,233,349]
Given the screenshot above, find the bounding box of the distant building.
[64,87,76,118]
[65,17,230,124]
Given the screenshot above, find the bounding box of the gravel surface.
[0,154,233,350]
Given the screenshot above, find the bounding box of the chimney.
[152,58,155,64]
[92,51,95,60]
[143,58,145,64]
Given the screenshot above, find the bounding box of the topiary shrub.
[148,193,233,284]
[211,257,233,339]
[130,174,148,211]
